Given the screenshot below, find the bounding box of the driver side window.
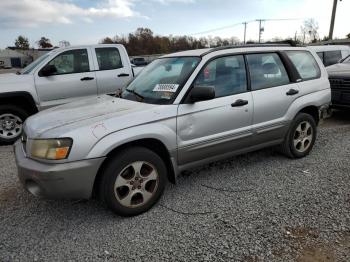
[48,49,90,75]
[194,55,247,98]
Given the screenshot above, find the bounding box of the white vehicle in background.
[307,45,350,67]
[0,44,144,143]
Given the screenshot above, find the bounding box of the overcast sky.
[0,0,349,48]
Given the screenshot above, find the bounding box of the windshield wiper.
[125,88,144,101]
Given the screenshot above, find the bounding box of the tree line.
[100,28,241,56]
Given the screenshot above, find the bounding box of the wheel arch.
[92,138,177,197]
[0,92,38,115]
[298,105,320,125]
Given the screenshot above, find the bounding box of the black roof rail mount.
[201,43,300,57]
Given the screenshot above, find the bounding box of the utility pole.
[256,19,264,43]
[329,0,342,40]
[243,22,248,44]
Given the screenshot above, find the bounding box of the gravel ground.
[0,119,349,262]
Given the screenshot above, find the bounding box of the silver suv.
[15,45,331,216]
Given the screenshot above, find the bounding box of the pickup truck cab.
[0,44,141,143]
[15,45,331,216]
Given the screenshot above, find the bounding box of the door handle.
[118,73,130,77]
[286,89,299,96]
[231,99,248,107]
[80,77,94,81]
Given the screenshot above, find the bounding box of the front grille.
[329,78,350,89]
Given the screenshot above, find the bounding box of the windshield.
[121,57,200,104]
[341,55,350,64]
[20,53,51,74]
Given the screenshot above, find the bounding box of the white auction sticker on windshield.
[153,84,179,93]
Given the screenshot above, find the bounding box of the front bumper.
[14,141,106,200]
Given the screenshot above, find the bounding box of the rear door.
[247,52,301,144]
[34,48,97,109]
[177,55,254,165]
[92,46,133,95]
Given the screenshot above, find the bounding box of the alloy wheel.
[293,121,313,153]
[114,161,159,208]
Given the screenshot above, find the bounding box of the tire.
[280,113,317,159]
[99,147,167,217]
[0,105,28,144]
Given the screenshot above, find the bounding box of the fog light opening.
[25,180,43,197]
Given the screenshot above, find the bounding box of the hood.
[326,63,350,77]
[25,95,166,138]
[0,73,33,86]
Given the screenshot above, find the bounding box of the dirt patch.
[285,227,320,240]
[0,187,17,202]
[297,246,335,262]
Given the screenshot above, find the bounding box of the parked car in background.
[15,45,330,216]
[307,45,350,67]
[130,57,148,66]
[0,44,144,143]
[327,54,350,109]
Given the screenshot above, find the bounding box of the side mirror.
[39,64,57,77]
[189,85,215,103]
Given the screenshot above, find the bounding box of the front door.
[35,48,97,109]
[177,55,254,165]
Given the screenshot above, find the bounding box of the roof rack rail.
[201,43,298,57]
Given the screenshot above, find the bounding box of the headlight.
[30,138,73,160]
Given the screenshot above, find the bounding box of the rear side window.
[96,48,123,70]
[324,50,342,66]
[316,52,324,62]
[246,53,290,91]
[286,51,321,81]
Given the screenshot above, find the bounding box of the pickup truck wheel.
[99,147,167,217]
[280,113,317,159]
[0,105,28,144]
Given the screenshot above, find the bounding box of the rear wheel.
[99,147,167,216]
[280,113,317,158]
[0,105,28,144]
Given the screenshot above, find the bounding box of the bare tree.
[59,40,70,47]
[301,19,319,43]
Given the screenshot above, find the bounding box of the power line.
[190,18,300,42]
[190,22,245,36]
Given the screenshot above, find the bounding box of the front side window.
[324,50,342,66]
[286,51,321,80]
[246,53,290,91]
[122,57,200,104]
[48,49,89,75]
[194,55,247,97]
[96,48,122,70]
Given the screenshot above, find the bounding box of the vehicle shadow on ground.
[27,147,284,221]
[322,109,350,127]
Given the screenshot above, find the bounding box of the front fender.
[86,121,177,159]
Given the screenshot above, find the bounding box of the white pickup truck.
[0,44,143,143]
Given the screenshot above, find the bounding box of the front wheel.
[280,113,317,158]
[99,147,167,216]
[0,105,28,144]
